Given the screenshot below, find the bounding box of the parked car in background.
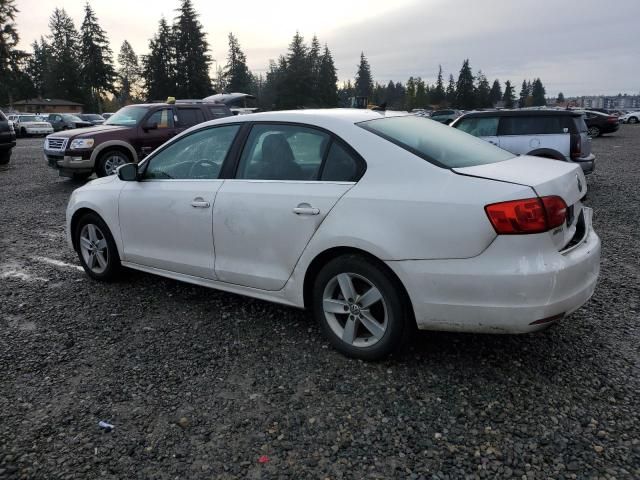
[0,110,16,165]
[430,109,462,124]
[79,113,106,125]
[7,114,54,137]
[619,111,640,124]
[582,110,620,137]
[65,109,600,360]
[451,109,595,174]
[47,113,93,132]
[101,113,115,120]
[44,101,233,179]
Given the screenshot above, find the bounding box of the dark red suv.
[44,101,233,179]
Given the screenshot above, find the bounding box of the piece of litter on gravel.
[98,421,114,431]
[258,455,270,464]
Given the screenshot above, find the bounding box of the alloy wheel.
[629,117,638,124]
[102,153,128,175]
[79,223,109,274]
[588,126,600,137]
[322,272,388,347]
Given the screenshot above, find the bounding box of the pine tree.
[80,2,115,112]
[47,8,83,102]
[278,32,312,109]
[317,44,338,107]
[531,78,546,106]
[26,38,51,96]
[432,65,445,106]
[223,32,252,93]
[446,74,456,106]
[354,52,373,99]
[557,92,565,104]
[308,35,321,105]
[503,80,516,108]
[489,79,502,106]
[455,59,475,109]
[415,77,427,108]
[475,71,491,108]
[173,0,212,98]
[405,76,416,110]
[142,17,175,101]
[117,40,140,105]
[0,0,28,104]
[518,79,530,108]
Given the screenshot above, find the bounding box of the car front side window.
[146,109,174,129]
[236,124,330,181]
[143,125,240,180]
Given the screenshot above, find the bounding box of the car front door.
[212,123,363,291]
[138,107,178,158]
[118,124,241,278]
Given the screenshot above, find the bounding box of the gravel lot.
[1,127,639,480]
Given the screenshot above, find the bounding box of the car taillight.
[485,196,567,234]
[606,117,618,123]
[570,135,581,160]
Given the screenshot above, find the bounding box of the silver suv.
[451,110,595,174]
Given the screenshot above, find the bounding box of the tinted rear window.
[358,116,514,168]
[208,106,229,119]
[499,116,569,135]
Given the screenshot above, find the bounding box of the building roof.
[13,98,83,106]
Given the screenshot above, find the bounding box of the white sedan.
[619,111,639,124]
[66,109,601,360]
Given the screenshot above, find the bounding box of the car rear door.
[212,123,362,291]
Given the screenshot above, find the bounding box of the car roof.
[459,109,582,118]
[201,108,409,128]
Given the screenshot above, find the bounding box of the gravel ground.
[0,128,639,480]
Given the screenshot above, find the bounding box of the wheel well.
[530,150,564,161]
[70,208,102,251]
[302,247,415,319]
[98,146,133,163]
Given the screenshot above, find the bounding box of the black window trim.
[225,121,367,182]
[138,122,246,181]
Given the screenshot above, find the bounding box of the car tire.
[588,126,601,137]
[629,117,638,124]
[96,149,131,177]
[74,212,121,281]
[20,128,27,138]
[0,150,10,165]
[312,254,409,360]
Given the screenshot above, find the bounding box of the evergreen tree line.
[338,58,548,110]
[1,0,547,112]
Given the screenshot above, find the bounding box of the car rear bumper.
[387,208,600,334]
[44,151,94,177]
[573,154,595,175]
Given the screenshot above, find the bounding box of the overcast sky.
[14,0,640,96]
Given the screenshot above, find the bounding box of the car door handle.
[293,203,320,216]
[191,198,210,208]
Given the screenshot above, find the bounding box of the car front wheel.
[628,116,638,124]
[312,255,408,360]
[96,149,130,177]
[0,150,10,165]
[74,212,121,281]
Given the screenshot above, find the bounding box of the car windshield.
[83,114,103,120]
[358,115,515,169]
[19,115,39,122]
[105,106,149,126]
[63,114,83,122]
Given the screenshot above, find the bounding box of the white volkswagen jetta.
[66,109,600,360]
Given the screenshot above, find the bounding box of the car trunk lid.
[454,155,587,250]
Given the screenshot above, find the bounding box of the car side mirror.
[117,163,138,181]
[144,122,158,131]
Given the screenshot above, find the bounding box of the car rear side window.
[177,108,205,127]
[358,115,513,169]
[499,116,566,135]
[208,106,229,119]
[320,142,362,182]
[454,117,498,137]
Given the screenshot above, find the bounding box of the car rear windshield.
[358,115,514,168]
[105,106,149,126]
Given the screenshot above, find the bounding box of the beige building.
[10,98,83,114]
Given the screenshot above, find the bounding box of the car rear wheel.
[0,150,10,165]
[312,255,408,360]
[629,116,638,124]
[74,212,121,281]
[588,126,601,137]
[96,149,130,177]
